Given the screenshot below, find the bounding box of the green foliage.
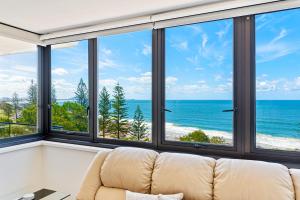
[130,105,148,141]
[52,102,88,132]
[18,104,37,125]
[179,130,226,144]
[12,92,20,121]
[210,136,226,144]
[0,102,13,120]
[75,78,88,108]
[51,84,57,103]
[111,83,129,138]
[27,80,37,105]
[179,130,210,143]
[99,87,110,138]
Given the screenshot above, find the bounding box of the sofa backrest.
[214,158,295,200]
[100,147,158,193]
[151,152,215,200]
[76,147,300,200]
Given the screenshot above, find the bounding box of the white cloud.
[52,79,75,98]
[0,64,37,98]
[256,42,297,63]
[166,76,178,86]
[256,29,300,63]
[172,41,188,51]
[100,48,112,56]
[99,79,118,87]
[142,44,151,56]
[214,74,222,81]
[99,58,119,69]
[201,34,208,49]
[256,79,278,92]
[195,67,204,71]
[126,72,152,85]
[52,67,68,76]
[216,22,232,39]
[271,29,288,43]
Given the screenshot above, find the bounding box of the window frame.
[93,31,156,148]
[158,19,238,156]
[1,9,299,165]
[248,11,300,163]
[44,15,300,163]
[0,44,42,145]
[48,40,93,140]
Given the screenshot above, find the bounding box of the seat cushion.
[290,169,300,200]
[151,152,215,200]
[100,147,158,193]
[95,186,125,200]
[214,158,295,200]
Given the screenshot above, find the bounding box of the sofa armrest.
[290,169,300,200]
[76,150,111,200]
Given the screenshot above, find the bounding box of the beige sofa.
[77,147,300,200]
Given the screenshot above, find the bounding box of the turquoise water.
[126,100,300,140]
[57,99,300,140]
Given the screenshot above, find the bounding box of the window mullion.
[88,39,98,142]
[234,16,255,155]
[38,45,51,136]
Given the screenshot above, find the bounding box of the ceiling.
[0,0,220,34]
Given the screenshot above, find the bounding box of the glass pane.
[256,9,300,151]
[0,36,38,138]
[97,30,152,142]
[51,41,89,132]
[165,19,234,146]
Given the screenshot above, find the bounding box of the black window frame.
[158,18,239,157]
[1,9,299,165]
[47,40,93,142]
[0,44,43,147]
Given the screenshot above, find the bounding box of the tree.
[0,102,13,121]
[130,105,148,141]
[98,87,110,138]
[51,102,87,132]
[19,104,37,125]
[111,83,128,139]
[210,136,226,144]
[51,84,57,103]
[11,92,20,121]
[75,78,88,108]
[179,130,210,143]
[27,80,37,105]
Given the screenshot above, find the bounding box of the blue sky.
[1,8,300,100]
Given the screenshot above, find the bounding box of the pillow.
[126,191,183,200]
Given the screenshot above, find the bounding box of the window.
[97,30,152,142]
[0,36,38,139]
[51,41,89,133]
[164,19,234,146]
[255,9,300,151]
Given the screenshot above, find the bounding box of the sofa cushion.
[214,158,295,200]
[290,169,300,200]
[151,152,215,200]
[77,150,111,200]
[100,147,158,193]
[95,186,125,200]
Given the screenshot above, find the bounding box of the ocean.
[56,99,300,140]
[126,100,300,140]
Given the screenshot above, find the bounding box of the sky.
[1,8,300,100]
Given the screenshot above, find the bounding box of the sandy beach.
[161,122,300,151]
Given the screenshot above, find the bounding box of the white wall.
[0,141,108,199]
[42,142,99,197]
[0,143,43,199]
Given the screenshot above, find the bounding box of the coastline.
[149,122,300,151]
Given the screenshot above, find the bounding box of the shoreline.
[147,122,300,151]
